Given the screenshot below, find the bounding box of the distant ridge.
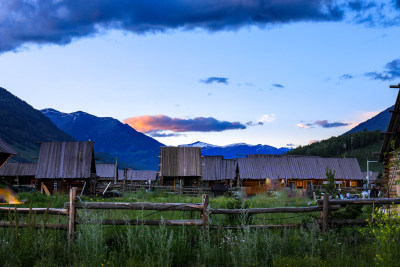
[345,106,393,134]
[0,87,75,162]
[179,141,291,158]
[42,108,165,170]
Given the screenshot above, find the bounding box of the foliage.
[323,167,337,197]
[0,190,396,266]
[286,130,384,172]
[361,208,400,266]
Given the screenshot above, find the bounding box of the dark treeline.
[286,130,383,159]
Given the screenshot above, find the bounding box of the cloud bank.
[2,0,394,53]
[297,120,351,129]
[364,58,400,81]
[200,77,229,85]
[124,115,246,135]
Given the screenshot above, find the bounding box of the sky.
[1,0,400,148]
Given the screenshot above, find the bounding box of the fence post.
[322,195,329,233]
[202,194,209,234]
[68,187,77,240]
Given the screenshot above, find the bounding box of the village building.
[202,156,237,194]
[35,141,97,194]
[0,162,37,187]
[118,169,157,184]
[159,147,202,186]
[96,163,118,183]
[0,137,19,167]
[379,85,400,197]
[237,155,364,194]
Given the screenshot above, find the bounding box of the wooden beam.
[317,198,400,205]
[209,205,340,215]
[92,219,204,226]
[0,207,68,215]
[68,187,77,240]
[0,222,68,230]
[67,202,203,211]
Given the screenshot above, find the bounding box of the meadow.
[1,190,399,267]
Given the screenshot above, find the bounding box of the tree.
[323,167,337,197]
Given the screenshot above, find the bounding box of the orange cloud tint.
[123,115,246,133]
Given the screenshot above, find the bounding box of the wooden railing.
[1,188,400,239]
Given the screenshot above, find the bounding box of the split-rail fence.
[1,187,400,239]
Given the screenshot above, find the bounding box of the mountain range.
[0,86,394,171]
[179,141,291,158]
[41,109,164,170]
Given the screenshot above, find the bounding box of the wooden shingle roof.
[238,155,364,180]
[202,156,236,181]
[380,87,400,161]
[36,141,95,179]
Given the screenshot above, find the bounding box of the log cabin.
[379,85,400,197]
[35,141,97,194]
[159,147,202,187]
[238,155,364,194]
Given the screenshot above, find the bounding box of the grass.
[0,190,398,266]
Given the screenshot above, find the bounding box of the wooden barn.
[35,141,97,194]
[0,138,19,167]
[96,163,118,183]
[118,169,157,184]
[0,163,37,186]
[238,155,364,194]
[159,147,202,186]
[202,156,237,185]
[379,84,400,197]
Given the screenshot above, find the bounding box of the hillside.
[0,87,75,162]
[42,109,164,170]
[180,141,291,158]
[286,130,384,172]
[345,106,392,134]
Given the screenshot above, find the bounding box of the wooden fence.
[1,187,400,239]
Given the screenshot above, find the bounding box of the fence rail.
[2,187,400,238]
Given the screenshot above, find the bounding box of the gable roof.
[96,163,117,179]
[380,88,400,161]
[36,141,95,179]
[237,155,364,180]
[118,169,157,181]
[159,147,202,177]
[0,138,19,167]
[0,163,37,176]
[202,156,236,181]
[0,138,19,155]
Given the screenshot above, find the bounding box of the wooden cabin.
[238,155,364,194]
[118,169,157,185]
[96,163,118,183]
[380,87,400,197]
[0,137,19,168]
[0,163,37,187]
[202,156,237,191]
[35,141,97,194]
[159,147,202,186]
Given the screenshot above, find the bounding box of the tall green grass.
[0,190,397,266]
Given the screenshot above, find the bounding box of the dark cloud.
[297,120,351,129]
[272,83,284,88]
[246,121,264,126]
[0,0,347,53]
[364,58,400,81]
[124,115,246,133]
[340,74,353,80]
[200,77,229,85]
[147,132,183,138]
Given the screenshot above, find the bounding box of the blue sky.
[1,0,400,147]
